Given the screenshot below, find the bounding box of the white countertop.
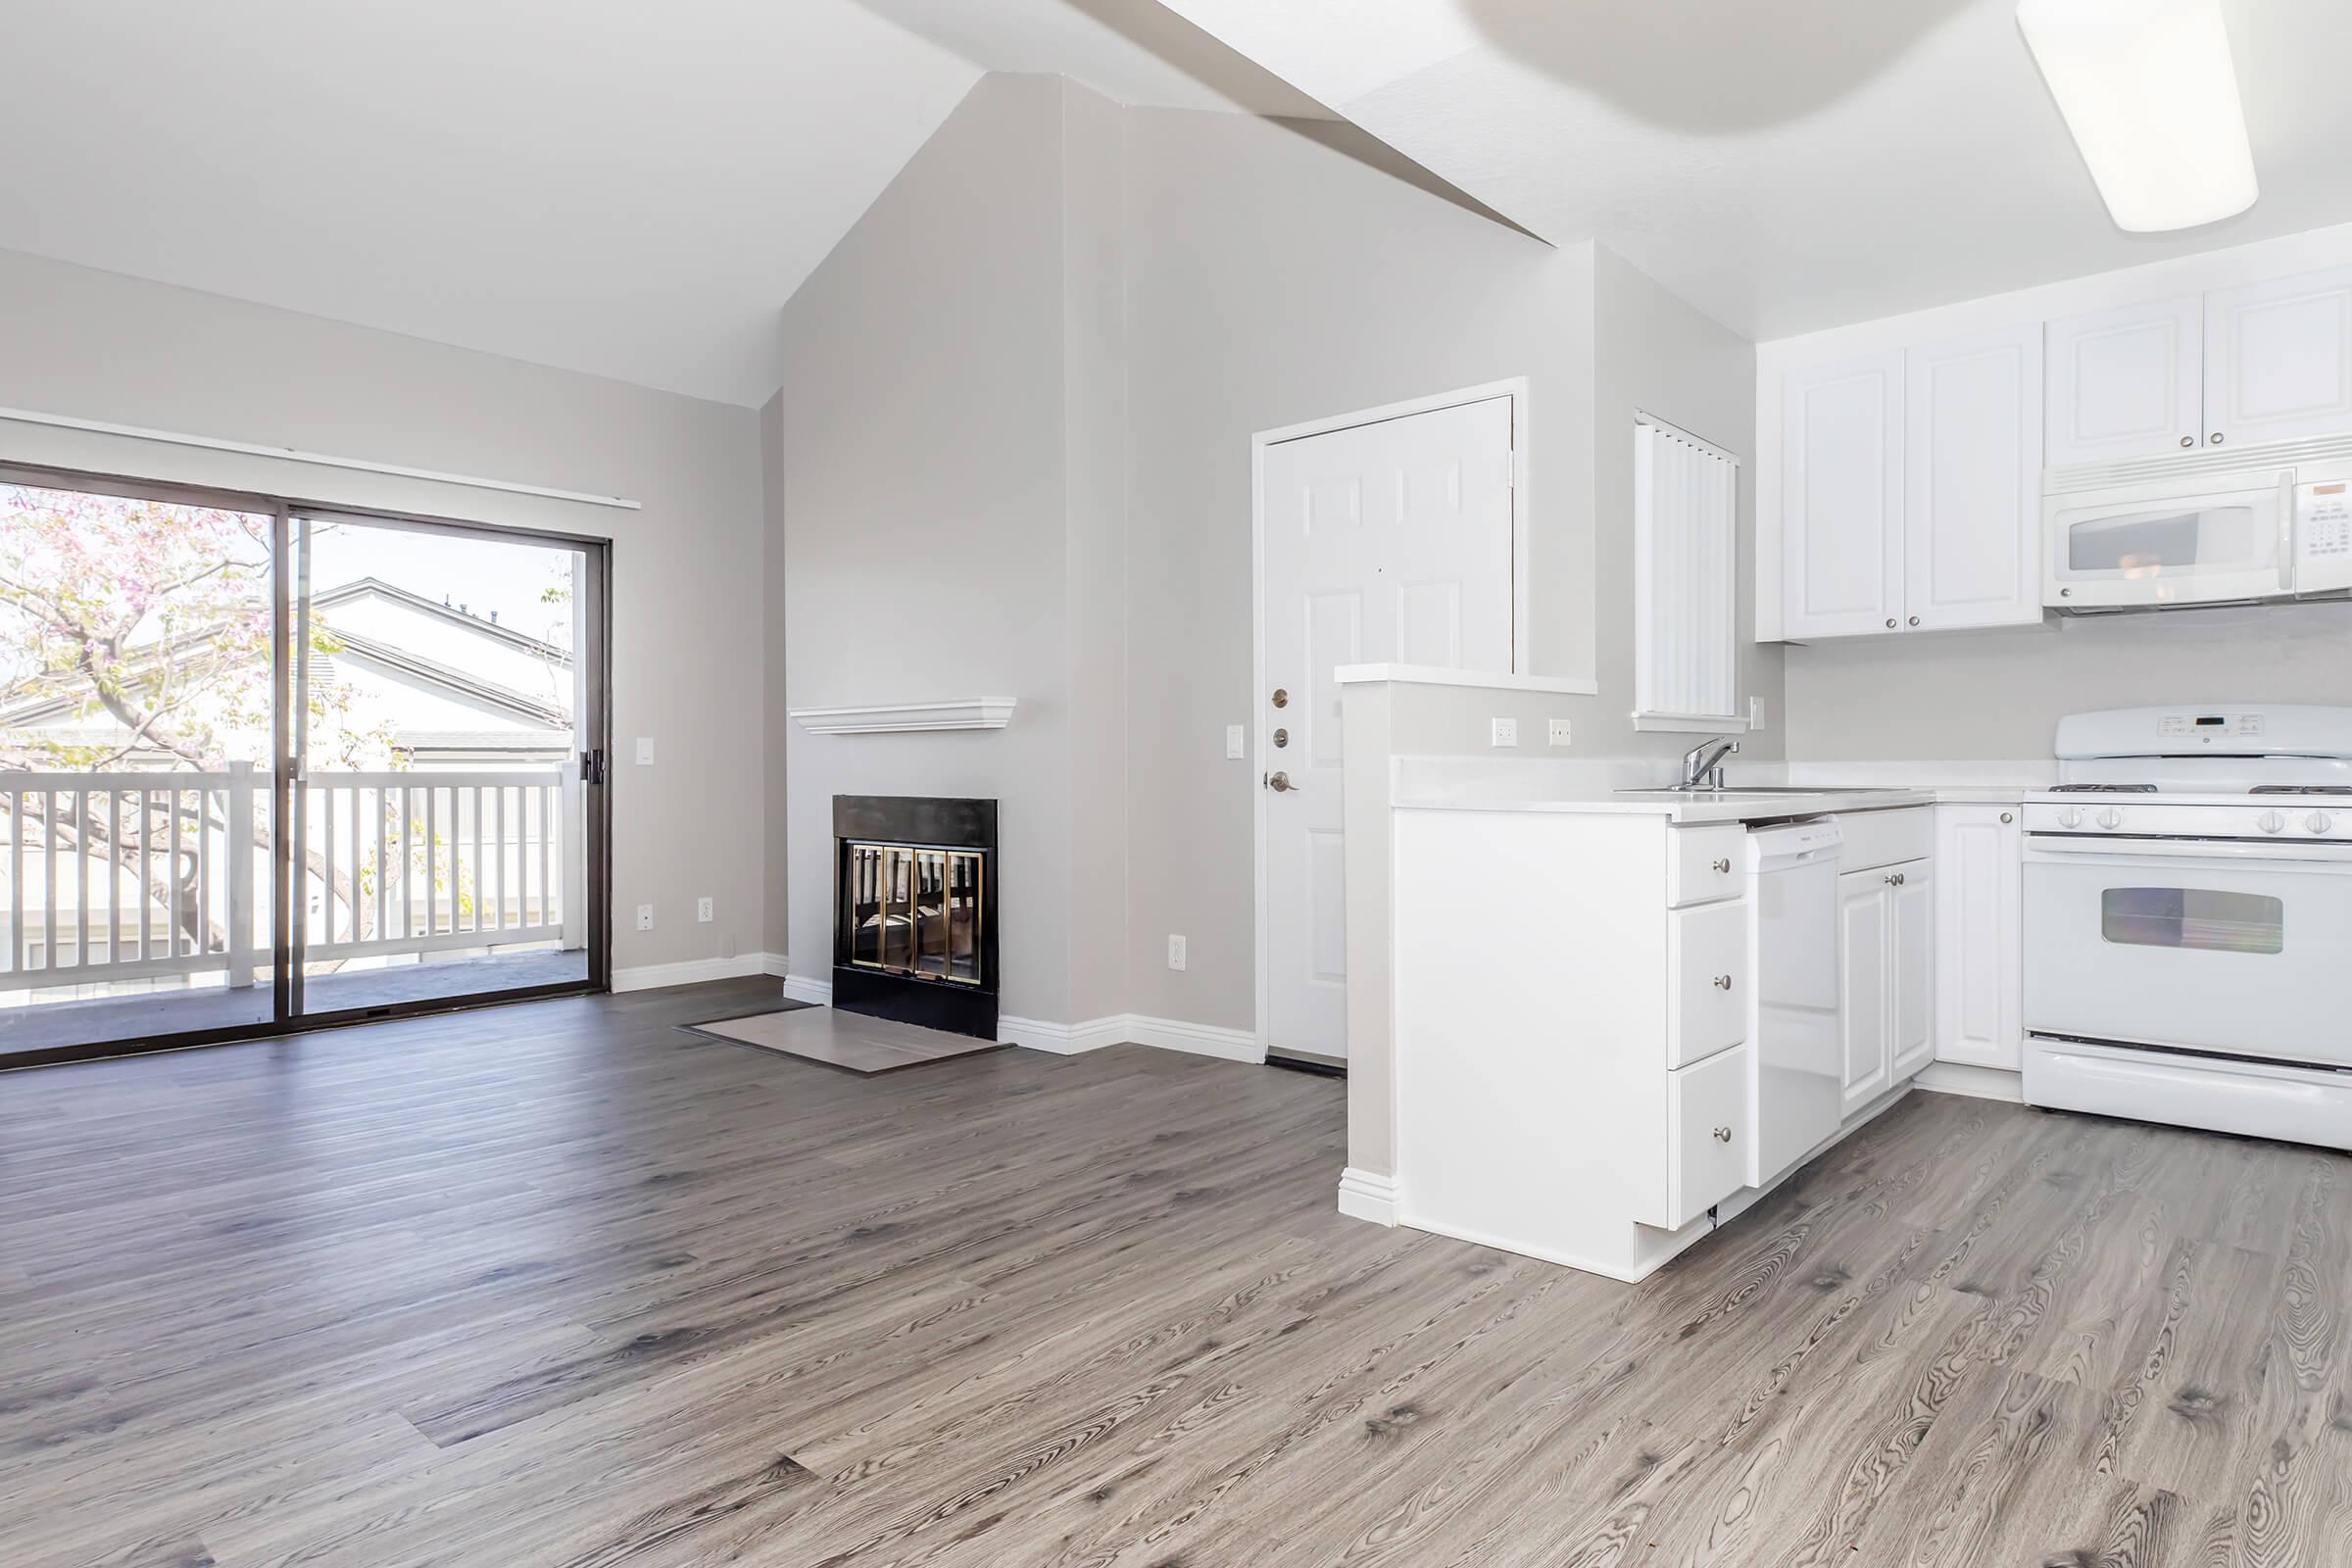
[1391,782,1943,821]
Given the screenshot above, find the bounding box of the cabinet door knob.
[1907,615,1921,627]
[2180,435,2195,448]
[2000,811,2015,824]
[1885,617,1897,629]
[1712,1126,1733,1143]
[1713,974,1733,991]
[1712,858,1733,873]
[2210,432,2224,445]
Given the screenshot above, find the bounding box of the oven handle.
[2027,832,2352,866]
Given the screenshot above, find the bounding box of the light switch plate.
[634,736,655,765]
[1749,696,1766,731]
[1490,716,1518,748]
[1547,717,1573,747]
[1225,724,1245,760]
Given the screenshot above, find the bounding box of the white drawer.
[1669,824,1748,906]
[1835,807,1934,873]
[1667,901,1747,1067]
[1661,1042,1752,1231]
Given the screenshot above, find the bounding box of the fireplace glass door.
[845,842,982,984]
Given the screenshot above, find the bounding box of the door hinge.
[580,748,607,784]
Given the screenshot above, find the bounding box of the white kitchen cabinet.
[2203,267,2352,451]
[1890,859,1935,1081]
[1934,806,2024,1072]
[2044,294,2204,466]
[1779,333,2040,641]
[1838,857,1932,1113]
[1905,326,2043,631]
[1781,353,1904,638]
[1837,866,1890,1113]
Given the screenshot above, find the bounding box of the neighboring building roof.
[313,577,572,668]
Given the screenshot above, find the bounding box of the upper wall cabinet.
[1906,326,2042,632]
[1777,329,2040,641]
[2203,267,2352,450]
[2043,295,2203,466]
[2044,266,2352,467]
[1780,353,1904,639]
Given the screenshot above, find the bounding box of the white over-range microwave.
[2043,457,2352,611]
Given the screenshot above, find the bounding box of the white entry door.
[1259,394,1516,1059]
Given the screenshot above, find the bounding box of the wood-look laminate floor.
[3,978,2347,1567]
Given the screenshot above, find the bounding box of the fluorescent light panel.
[2017,0,2258,232]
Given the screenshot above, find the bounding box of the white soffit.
[1163,0,2352,342]
[0,0,982,406]
[854,0,1336,117]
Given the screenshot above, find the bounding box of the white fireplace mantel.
[790,698,1017,735]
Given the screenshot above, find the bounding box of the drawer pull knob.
[1885,871,1906,886]
[1712,1126,1733,1143]
[1713,974,1733,990]
[1712,858,1733,873]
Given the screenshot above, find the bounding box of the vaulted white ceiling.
[11,1,2352,406]
[1162,0,2352,341]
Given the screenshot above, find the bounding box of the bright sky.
[310,522,578,650]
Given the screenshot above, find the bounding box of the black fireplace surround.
[832,795,999,1041]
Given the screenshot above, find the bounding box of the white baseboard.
[1000,1012,1265,1062]
[1914,1061,2026,1103]
[780,973,832,1007]
[612,953,786,993]
[760,952,790,978]
[1337,1166,1400,1226]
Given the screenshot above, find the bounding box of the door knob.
[1264,771,1297,793]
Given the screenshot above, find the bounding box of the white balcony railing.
[0,764,576,993]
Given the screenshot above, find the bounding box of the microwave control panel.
[2300,481,2352,593]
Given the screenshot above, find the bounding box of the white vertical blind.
[1634,416,1741,725]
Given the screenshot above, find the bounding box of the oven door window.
[2101,887,2284,955]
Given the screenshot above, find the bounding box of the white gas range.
[2023,705,2352,1152]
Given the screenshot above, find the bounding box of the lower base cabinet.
[1934,805,2024,1070]
[1838,857,1933,1112]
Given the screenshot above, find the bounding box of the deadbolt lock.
[1271,688,1289,709]
[1272,727,1289,749]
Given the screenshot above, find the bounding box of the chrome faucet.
[1681,737,1740,790]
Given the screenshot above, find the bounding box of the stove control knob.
[2309,811,2335,835]
[2096,808,2123,830]
[2057,807,2084,829]
[2259,810,2287,835]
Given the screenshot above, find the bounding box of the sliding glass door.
[286,512,604,1019]
[0,476,283,1055]
[0,464,607,1064]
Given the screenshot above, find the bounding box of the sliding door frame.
[0,458,612,1071]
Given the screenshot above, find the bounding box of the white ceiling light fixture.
[2017,0,2259,232]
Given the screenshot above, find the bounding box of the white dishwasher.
[1746,819,1844,1189]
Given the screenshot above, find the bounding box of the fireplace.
[832,796,998,1040]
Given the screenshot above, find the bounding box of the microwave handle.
[2280,468,2299,592]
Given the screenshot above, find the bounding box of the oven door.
[2024,834,2352,1067]
[2043,471,2293,610]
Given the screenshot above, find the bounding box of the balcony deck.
[0,949,590,1057]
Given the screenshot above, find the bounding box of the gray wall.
[1784,603,2352,760]
[0,245,768,977]
[761,392,791,957]
[776,74,1113,1026]
[1119,108,1599,1030]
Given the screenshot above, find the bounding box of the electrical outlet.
[696,896,713,923]
[1167,934,1187,971]
[1225,724,1246,760]
[1490,716,1518,748]
[635,904,654,931]
[1749,696,1767,730]
[1547,717,1573,747]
